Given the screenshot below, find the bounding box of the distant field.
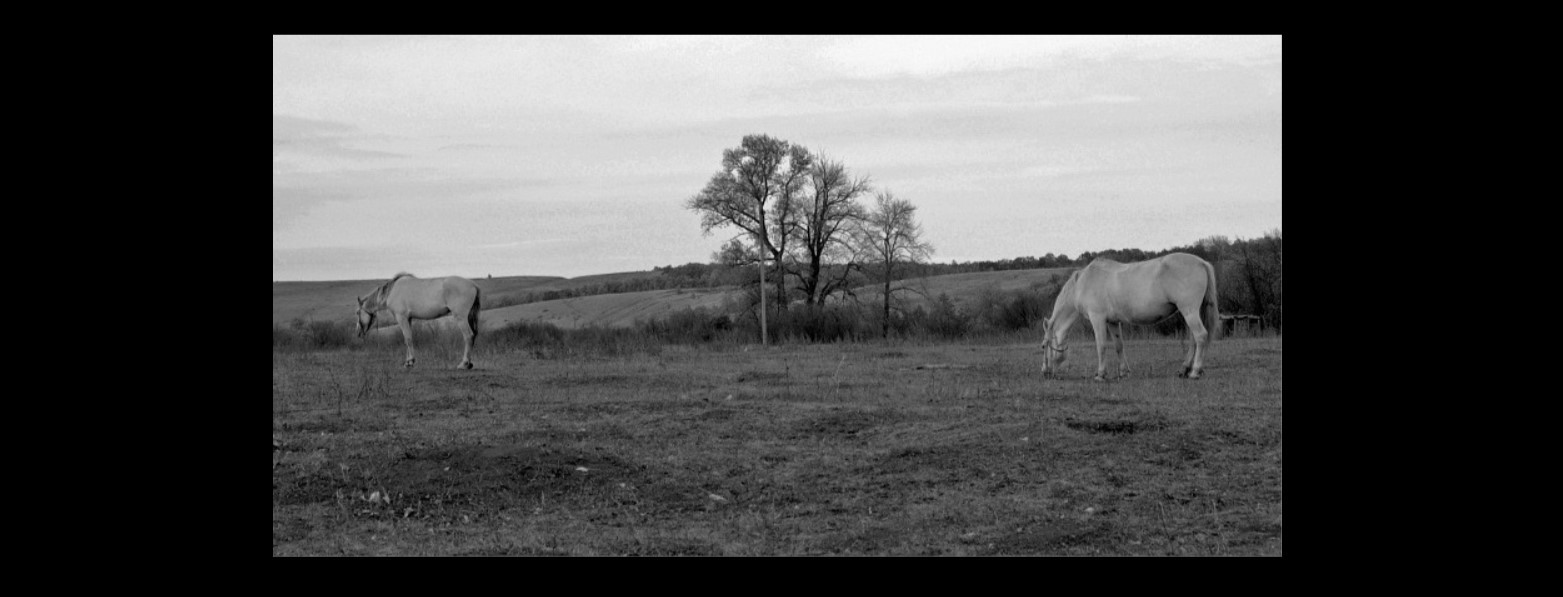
[480,288,733,330]
[272,336,1283,555]
[850,268,1071,307]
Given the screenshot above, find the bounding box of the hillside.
[479,287,732,331]
[276,267,1073,335]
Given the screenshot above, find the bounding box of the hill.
[275,267,1074,336]
[479,287,732,331]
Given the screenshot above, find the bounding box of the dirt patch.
[542,373,635,388]
[790,409,895,439]
[872,442,1004,485]
[736,370,787,383]
[386,444,631,507]
[1063,414,1170,435]
[278,415,390,435]
[1211,425,1282,447]
[697,407,737,421]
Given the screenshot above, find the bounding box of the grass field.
[272,335,1282,556]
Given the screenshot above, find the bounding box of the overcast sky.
[273,35,1281,281]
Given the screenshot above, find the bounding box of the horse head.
[1040,316,1068,376]
[354,295,376,338]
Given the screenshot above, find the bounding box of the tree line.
[489,132,1281,338]
[277,227,1280,352]
[683,133,1281,337]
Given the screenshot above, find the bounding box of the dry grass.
[273,336,1281,556]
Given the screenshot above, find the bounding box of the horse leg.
[1090,316,1110,382]
[455,310,475,370]
[1178,306,1209,379]
[1110,322,1129,378]
[397,314,416,368]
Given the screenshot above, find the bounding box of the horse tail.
[468,285,481,345]
[1201,258,1219,342]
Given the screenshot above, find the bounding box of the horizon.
[274,35,1282,282]
[270,237,1253,283]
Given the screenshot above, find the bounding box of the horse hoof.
[459,362,473,370]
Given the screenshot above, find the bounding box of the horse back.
[1151,253,1213,302]
[386,275,480,318]
[1074,254,1210,322]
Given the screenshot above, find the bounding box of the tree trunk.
[881,266,891,338]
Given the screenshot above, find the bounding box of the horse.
[1040,252,1218,381]
[355,273,481,369]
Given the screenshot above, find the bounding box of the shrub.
[901,293,970,339]
[639,307,731,344]
[772,304,869,343]
[273,318,356,351]
[973,287,1052,331]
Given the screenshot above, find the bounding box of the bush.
[483,320,668,359]
[484,320,566,349]
[973,286,1052,331]
[639,307,733,344]
[273,318,356,351]
[901,293,970,339]
[772,304,870,343]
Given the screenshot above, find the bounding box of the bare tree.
[793,156,872,307]
[1240,228,1282,332]
[686,134,812,344]
[857,190,934,338]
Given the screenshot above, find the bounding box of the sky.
[273,35,1281,281]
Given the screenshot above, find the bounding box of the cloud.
[273,185,351,232]
[814,35,1281,79]
[273,36,1281,282]
[272,245,438,282]
[272,114,403,167]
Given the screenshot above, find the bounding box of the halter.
[1042,335,1068,356]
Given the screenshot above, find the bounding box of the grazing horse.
[355,273,481,369]
[1040,253,1218,381]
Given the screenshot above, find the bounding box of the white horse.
[356,273,481,369]
[1040,253,1218,381]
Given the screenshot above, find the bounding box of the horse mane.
[362,272,416,310]
[380,272,415,296]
